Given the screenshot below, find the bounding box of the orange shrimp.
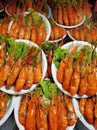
[69,52,82,95]
[0,45,6,67]
[30,26,38,43]
[0,54,14,87]
[36,96,48,130]
[24,25,31,40]
[68,3,75,26]
[23,64,34,90]
[63,58,73,91]
[79,98,87,115]
[65,95,77,126]
[91,26,97,41]
[57,58,66,83]
[1,18,10,35]
[53,24,61,40]
[0,91,7,119]
[25,95,36,130]
[49,23,55,40]
[59,26,66,37]
[63,6,69,26]
[18,15,25,39]
[53,7,58,22]
[83,0,91,17]
[57,5,63,25]
[75,6,83,25]
[78,68,88,96]
[37,23,46,46]
[15,64,28,92]
[84,98,94,124]
[86,63,97,96]
[18,94,30,126]
[33,52,42,84]
[48,96,58,130]
[79,25,85,41]
[57,95,68,130]
[73,28,80,40]
[94,96,97,129]
[6,57,22,89]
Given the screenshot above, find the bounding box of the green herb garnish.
[40,80,58,99]
[53,47,69,68]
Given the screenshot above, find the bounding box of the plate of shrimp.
[0,91,15,126]
[48,18,67,43]
[0,39,47,95]
[51,41,97,98]
[73,97,97,130]
[50,1,86,29]
[14,83,78,130]
[8,11,51,46]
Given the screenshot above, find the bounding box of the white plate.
[0,8,4,13]
[5,4,11,16]
[48,33,67,43]
[50,6,85,29]
[73,98,95,130]
[51,41,95,98]
[8,12,51,43]
[0,39,47,95]
[0,95,15,126]
[5,4,20,16]
[14,96,76,130]
[67,30,76,41]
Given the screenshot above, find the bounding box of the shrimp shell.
[0,91,7,119]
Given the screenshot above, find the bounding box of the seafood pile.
[0,11,51,46]
[14,80,77,130]
[48,18,67,42]
[48,0,91,27]
[68,17,97,42]
[5,0,49,17]
[53,42,97,97]
[0,37,47,94]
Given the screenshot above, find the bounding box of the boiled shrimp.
[63,6,69,26]
[86,63,97,96]
[78,68,88,96]
[33,52,42,83]
[57,58,66,83]
[84,98,94,124]
[24,25,31,40]
[25,95,36,130]
[36,96,48,130]
[48,96,58,130]
[18,94,30,126]
[57,95,68,130]
[0,45,6,67]
[63,58,73,91]
[23,64,34,90]
[37,23,46,46]
[79,98,87,115]
[30,26,38,43]
[0,54,14,87]
[0,91,7,119]
[69,51,84,95]
[57,5,63,25]
[93,96,97,129]
[15,64,28,92]
[6,57,22,89]
[65,95,77,126]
